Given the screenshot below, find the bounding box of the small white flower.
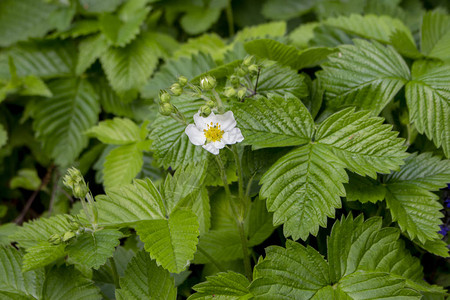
[185,111,244,155]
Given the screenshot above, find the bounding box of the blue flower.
[438,224,449,237]
[445,198,450,208]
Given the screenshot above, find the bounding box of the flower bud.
[178,75,188,87]
[223,86,236,98]
[159,102,175,116]
[63,167,89,200]
[62,231,76,243]
[206,100,216,108]
[243,55,254,66]
[248,64,259,75]
[200,75,216,90]
[73,184,88,199]
[200,105,211,117]
[230,75,240,87]
[48,234,61,245]
[159,90,171,103]
[237,66,248,77]
[170,83,183,96]
[237,88,247,99]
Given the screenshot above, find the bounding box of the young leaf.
[260,143,348,240]
[189,271,251,300]
[115,250,176,300]
[66,229,123,270]
[316,107,408,178]
[421,11,450,62]
[135,209,199,273]
[32,78,100,166]
[86,118,142,145]
[244,39,336,70]
[233,95,314,149]
[405,61,450,157]
[318,39,410,114]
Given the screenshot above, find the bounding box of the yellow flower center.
[203,122,224,142]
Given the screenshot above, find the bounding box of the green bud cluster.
[63,167,88,199]
[223,56,261,100]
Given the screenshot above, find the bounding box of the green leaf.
[32,78,100,166]
[324,14,414,44]
[180,7,222,35]
[12,214,72,248]
[260,143,348,240]
[256,61,308,99]
[101,32,170,94]
[244,39,336,70]
[204,150,238,187]
[103,142,148,188]
[318,39,410,114]
[149,97,208,169]
[42,266,101,300]
[0,124,7,149]
[76,34,109,75]
[389,29,422,59]
[94,178,165,226]
[0,223,17,246]
[421,11,450,62]
[234,21,286,43]
[115,250,176,300]
[9,169,41,191]
[247,197,275,247]
[135,209,199,273]
[250,240,330,299]
[191,188,211,235]
[288,22,320,49]
[405,61,450,157]
[385,152,450,190]
[22,243,65,272]
[411,238,450,258]
[344,173,386,203]
[86,118,142,145]
[20,76,52,98]
[66,229,123,270]
[189,271,251,300]
[0,246,45,299]
[52,20,101,39]
[194,229,242,264]
[174,33,226,61]
[262,0,314,20]
[232,94,314,149]
[385,183,442,243]
[316,107,408,178]
[141,52,216,99]
[0,0,57,47]
[79,0,122,13]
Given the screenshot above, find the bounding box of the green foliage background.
[0,0,449,299]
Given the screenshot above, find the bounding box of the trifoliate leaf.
[101,32,171,94]
[405,61,450,157]
[318,39,410,114]
[32,78,100,166]
[260,143,348,240]
[86,118,142,145]
[76,34,109,75]
[421,11,450,62]
[233,94,314,149]
[244,39,336,70]
[94,178,165,226]
[149,97,208,169]
[189,271,251,300]
[135,209,199,273]
[316,107,408,178]
[324,14,414,44]
[385,183,442,243]
[22,242,65,272]
[66,229,123,270]
[115,250,176,300]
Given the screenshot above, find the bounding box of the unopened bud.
[159,102,175,116]
[237,66,248,77]
[248,64,259,75]
[159,90,171,103]
[206,100,216,108]
[237,88,246,99]
[178,75,188,87]
[200,105,211,117]
[230,75,240,87]
[200,75,216,90]
[63,167,89,199]
[48,234,61,245]
[73,184,88,199]
[223,86,236,98]
[243,55,254,66]
[170,83,183,96]
[62,231,76,243]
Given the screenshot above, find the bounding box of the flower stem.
[214,154,252,281]
[231,145,246,211]
[212,88,225,113]
[109,257,120,288]
[226,0,234,37]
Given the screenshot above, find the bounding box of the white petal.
[202,142,220,155]
[222,128,244,144]
[215,111,236,131]
[185,124,206,146]
[213,140,225,149]
[194,111,217,131]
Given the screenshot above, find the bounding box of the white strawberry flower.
[185,111,244,155]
